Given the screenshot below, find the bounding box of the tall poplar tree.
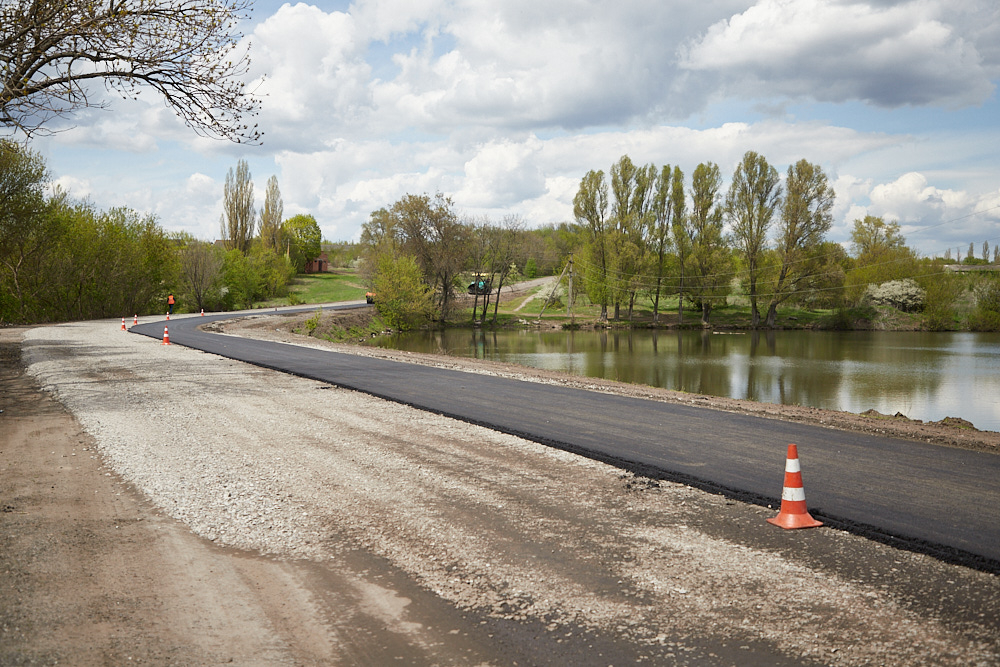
[220,159,255,254]
[573,170,610,321]
[764,159,834,327]
[688,162,731,325]
[726,151,781,328]
[609,155,656,320]
[649,165,679,324]
[259,176,283,252]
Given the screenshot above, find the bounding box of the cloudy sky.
[31,0,1000,256]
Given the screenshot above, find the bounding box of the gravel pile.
[22,318,1000,666]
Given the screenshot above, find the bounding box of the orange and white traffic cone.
[766,444,823,530]
[201,309,205,316]
[121,317,126,330]
[162,326,171,346]
[166,312,170,321]
[133,314,138,325]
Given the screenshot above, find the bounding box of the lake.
[372,328,1000,432]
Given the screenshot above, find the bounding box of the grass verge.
[257,271,368,308]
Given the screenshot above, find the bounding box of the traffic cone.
[133,314,138,325]
[162,326,171,345]
[766,444,823,530]
[166,312,170,321]
[201,309,205,316]
[121,317,126,330]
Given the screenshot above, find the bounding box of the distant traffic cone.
[133,314,138,325]
[166,312,170,321]
[766,444,823,530]
[200,308,205,316]
[121,317,126,330]
[162,326,171,345]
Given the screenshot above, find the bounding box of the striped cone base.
[767,444,823,530]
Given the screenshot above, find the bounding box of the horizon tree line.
[0,144,326,324]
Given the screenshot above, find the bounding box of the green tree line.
[361,152,1000,332]
[1,143,324,324]
[572,151,840,328]
[571,151,1000,330]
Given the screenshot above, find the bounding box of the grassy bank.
[263,273,989,333]
[255,271,368,308]
[458,281,970,332]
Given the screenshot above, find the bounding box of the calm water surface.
[373,329,1000,432]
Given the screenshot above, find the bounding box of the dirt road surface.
[2,318,999,666]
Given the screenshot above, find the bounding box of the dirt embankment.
[224,310,1000,455]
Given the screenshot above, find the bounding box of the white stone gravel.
[21,317,1000,666]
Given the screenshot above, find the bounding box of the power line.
[559,201,1000,289]
[568,246,998,304]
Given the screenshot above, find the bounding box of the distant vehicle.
[366,292,375,304]
[467,279,491,295]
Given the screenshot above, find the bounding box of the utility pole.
[568,253,574,323]
[678,263,684,325]
[537,257,571,323]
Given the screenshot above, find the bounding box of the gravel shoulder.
[3,317,1000,666]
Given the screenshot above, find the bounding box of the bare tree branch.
[0,0,262,143]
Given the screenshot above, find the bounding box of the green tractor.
[467,277,492,295]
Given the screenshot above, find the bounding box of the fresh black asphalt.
[133,306,1000,573]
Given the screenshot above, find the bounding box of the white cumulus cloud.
[458,138,546,207]
[24,0,1000,254]
[681,0,996,108]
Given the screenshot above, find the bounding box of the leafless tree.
[465,216,492,323]
[0,0,261,142]
[486,214,524,324]
[180,240,223,310]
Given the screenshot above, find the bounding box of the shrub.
[524,257,538,279]
[966,279,1000,331]
[920,273,960,331]
[864,279,926,312]
[302,309,322,334]
[924,307,959,331]
[973,280,1000,313]
[967,309,1000,332]
[373,253,434,330]
[823,308,855,331]
[820,305,875,330]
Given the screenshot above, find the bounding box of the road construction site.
[2,315,999,666]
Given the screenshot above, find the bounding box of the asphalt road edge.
[129,318,1000,577]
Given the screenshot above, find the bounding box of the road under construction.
[134,304,1000,574]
